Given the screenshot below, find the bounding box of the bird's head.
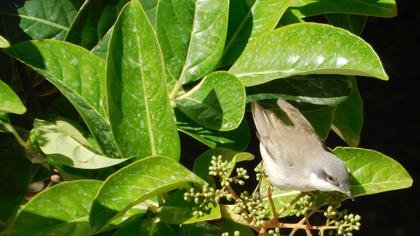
[308,152,352,199]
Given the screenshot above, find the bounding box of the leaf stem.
[169,70,186,101]
[3,122,27,148]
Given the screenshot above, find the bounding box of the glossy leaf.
[0,148,33,229]
[278,9,305,26]
[9,180,102,236]
[326,14,367,36]
[302,106,335,140]
[180,222,223,236]
[0,35,10,48]
[31,119,129,169]
[65,0,129,49]
[90,156,205,233]
[113,217,177,236]
[0,0,83,41]
[246,75,352,106]
[0,80,26,114]
[222,0,290,66]
[215,219,255,236]
[176,110,250,151]
[4,40,120,157]
[176,71,246,131]
[156,0,229,84]
[193,148,254,185]
[230,23,388,86]
[66,0,158,51]
[107,0,179,160]
[140,0,159,26]
[332,79,363,146]
[91,29,112,59]
[333,147,413,197]
[160,190,221,224]
[288,0,397,18]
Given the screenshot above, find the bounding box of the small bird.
[251,99,352,198]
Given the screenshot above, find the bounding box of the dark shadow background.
[338,1,419,235]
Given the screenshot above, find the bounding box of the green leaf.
[91,29,112,59]
[246,75,352,106]
[222,0,290,66]
[0,148,33,229]
[9,180,102,236]
[278,9,305,26]
[302,106,335,140]
[180,222,223,236]
[288,0,397,18]
[156,0,229,84]
[107,0,179,160]
[4,40,120,157]
[230,23,388,86]
[31,119,129,169]
[176,111,250,151]
[193,148,254,185]
[176,71,246,131]
[0,35,10,48]
[90,156,205,233]
[140,0,159,26]
[65,0,130,49]
[333,147,413,197]
[0,0,83,41]
[214,219,255,236]
[325,14,367,36]
[0,80,26,114]
[113,217,177,236]
[160,190,221,224]
[332,79,363,146]
[66,0,158,50]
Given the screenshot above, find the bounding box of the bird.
[251,99,352,198]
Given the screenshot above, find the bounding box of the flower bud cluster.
[267,227,281,236]
[221,231,240,236]
[184,185,218,217]
[254,162,266,181]
[209,155,249,187]
[291,194,313,217]
[324,206,361,236]
[233,167,249,185]
[233,191,269,227]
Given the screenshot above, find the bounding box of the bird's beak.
[338,184,354,201]
[345,189,354,201]
[340,188,354,201]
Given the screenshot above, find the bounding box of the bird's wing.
[251,101,323,166]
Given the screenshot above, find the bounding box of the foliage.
[0,0,412,235]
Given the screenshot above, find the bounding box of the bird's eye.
[326,175,335,183]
